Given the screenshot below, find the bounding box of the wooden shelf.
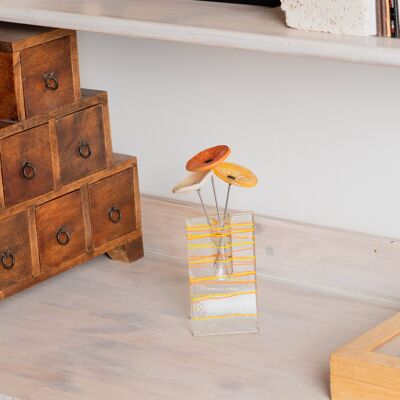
[1,0,400,67]
[0,196,399,399]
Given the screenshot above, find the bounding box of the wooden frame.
[331,313,400,400]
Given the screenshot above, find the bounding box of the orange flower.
[213,162,257,188]
[186,145,231,172]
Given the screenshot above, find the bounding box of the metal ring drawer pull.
[44,72,59,91]
[56,228,70,246]
[108,206,122,223]
[2,251,14,270]
[78,141,92,158]
[22,162,36,180]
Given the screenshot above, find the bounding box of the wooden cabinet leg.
[107,236,144,263]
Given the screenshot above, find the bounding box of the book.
[389,0,399,36]
[377,0,382,35]
[385,0,391,36]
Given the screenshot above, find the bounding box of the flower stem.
[211,175,221,222]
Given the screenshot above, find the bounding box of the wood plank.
[0,197,398,399]
[141,196,400,304]
[28,206,40,277]
[331,375,400,400]
[0,89,107,140]
[80,184,94,254]
[107,236,144,262]
[69,31,81,101]
[11,51,25,120]
[0,250,396,400]
[101,96,113,168]
[48,118,61,188]
[0,147,6,210]
[0,2,400,66]
[132,165,142,229]
[0,229,142,300]
[0,22,73,52]
[331,351,400,392]
[376,334,400,357]
[331,312,400,393]
[336,313,400,353]
[0,153,136,222]
[0,51,17,122]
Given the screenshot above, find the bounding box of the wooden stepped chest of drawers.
[0,23,143,299]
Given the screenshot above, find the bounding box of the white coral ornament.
[280,0,377,36]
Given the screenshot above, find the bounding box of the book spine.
[377,0,383,35]
[389,0,398,36]
[384,0,390,36]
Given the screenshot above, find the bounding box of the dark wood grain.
[21,36,76,118]
[0,89,107,140]
[0,22,73,52]
[1,123,54,206]
[36,189,86,271]
[0,156,143,300]
[0,211,32,290]
[0,51,17,121]
[0,153,135,222]
[0,229,141,300]
[89,168,136,248]
[107,237,144,262]
[56,104,107,184]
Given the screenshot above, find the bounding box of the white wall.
[78,31,400,239]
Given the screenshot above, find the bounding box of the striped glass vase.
[186,212,259,336]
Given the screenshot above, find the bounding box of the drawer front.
[1,124,54,206]
[56,104,108,185]
[36,190,86,271]
[89,169,136,248]
[0,212,32,291]
[21,36,77,119]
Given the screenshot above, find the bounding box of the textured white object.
[172,170,212,194]
[281,0,377,36]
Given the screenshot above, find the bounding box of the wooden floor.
[0,196,399,400]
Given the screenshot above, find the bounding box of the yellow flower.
[213,162,257,188]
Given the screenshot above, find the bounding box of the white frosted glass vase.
[187,212,259,336]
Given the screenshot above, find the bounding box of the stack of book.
[377,0,399,37]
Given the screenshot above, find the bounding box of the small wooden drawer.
[56,104,108,185]
[89,168,137,248]
[0,212,33,291]
[0,23,80,121]
[1,124,54,206]
[36,190,86,272]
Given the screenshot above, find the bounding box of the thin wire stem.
[197,190,218,247]
[211,175,221,222]
[197,189,212,227]
[223,184,232,221]
[214,183,233,278]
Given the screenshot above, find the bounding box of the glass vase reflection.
[186,212,259,336]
